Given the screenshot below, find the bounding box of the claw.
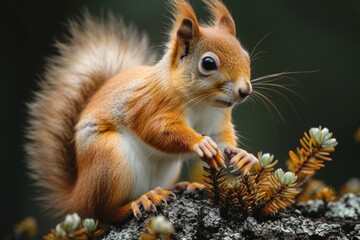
[135,211,142,220]
[151,203,157,212]
[130,187,175,220]
[215,149,227,168]
[131,202,142,220]
[231,167,241,173]
[208,158,219,171]
[169,193,177,199]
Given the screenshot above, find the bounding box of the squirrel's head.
[165,0,251,108]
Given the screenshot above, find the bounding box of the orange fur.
[26,0,252,224]
[218,110,238,147]
[204,0,237,35]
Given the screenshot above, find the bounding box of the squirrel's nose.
[238,81,252,99]
[239,89,250,98]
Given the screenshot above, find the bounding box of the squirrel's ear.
[169,0,201,63]
[205,0,236,36]
[177,18,198,44]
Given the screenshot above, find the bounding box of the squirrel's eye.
[198,52,220,76]
[202,57,216,71]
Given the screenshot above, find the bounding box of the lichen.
[103,191,360,239]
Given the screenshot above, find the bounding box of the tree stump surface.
[102,191,360,240]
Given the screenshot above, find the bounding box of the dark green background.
[1,0,359,237]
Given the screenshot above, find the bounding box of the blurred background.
[1,0,359,238]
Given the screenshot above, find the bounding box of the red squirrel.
[26,0,258,224]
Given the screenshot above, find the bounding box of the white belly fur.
[118,128,183,200]
[118,103,226,201]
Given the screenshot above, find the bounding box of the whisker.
[251,70,318,83]
[234,130,255,151]
[252,82,297,88]
[252,77,295,85]
[250,93,279,129]
[251,56,264,64]
[183,91,220,109]
[250,93,276,122]
[250,32,271,58]
[252,90,289,128]
[204,96,216,112]
[205,103,213,112]
[253,86,301,120]
[247,94,260,108]
[183,92,213,107]
[252,82,306,102]
[250,50,267,62]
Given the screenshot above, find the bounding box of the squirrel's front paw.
[224,147,258,174]
[193,136,226,170]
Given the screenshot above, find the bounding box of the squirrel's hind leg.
[72,128,134,223]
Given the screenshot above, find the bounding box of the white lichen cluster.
[55,213,99,237]
[150,215,174,235]
[82,218,98,233]
[258,153,275,168]
[309,127,338,148]
[274,169,297,186]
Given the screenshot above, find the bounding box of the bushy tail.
[26,12,156,216]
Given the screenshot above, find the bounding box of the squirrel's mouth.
[215,99,234,107]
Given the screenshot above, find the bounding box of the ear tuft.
[204,0,236,36]
[169,0,201,40]
[170,0,200,28]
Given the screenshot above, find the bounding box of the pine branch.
[222,182,249,215]
[287,127,338,186]
[238,175,256,214]
[44,213,105,240]
[204,127,337,217]
[203,166,227,205]
[253,152,278,190]
[224,174,267,215]
[295,179,325,203]
[315,186,336,203]
[261,169,299,214]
